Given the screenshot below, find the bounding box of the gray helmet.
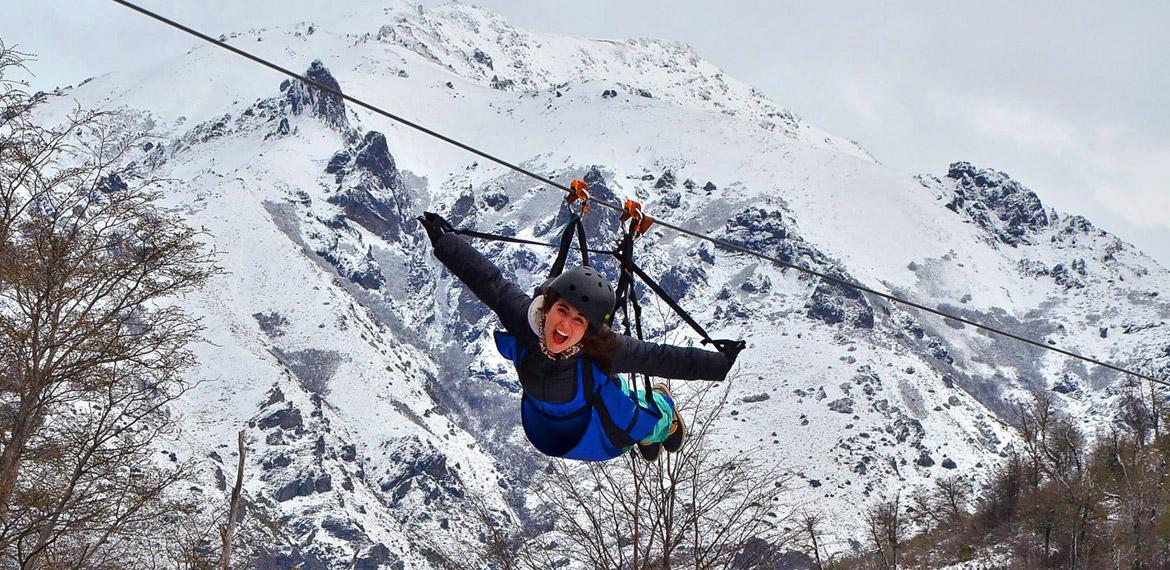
[545,266,615,329]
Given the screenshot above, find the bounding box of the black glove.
[417,211,454,247]
[708,339,747,361]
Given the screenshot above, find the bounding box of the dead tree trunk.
[219,431,246,569]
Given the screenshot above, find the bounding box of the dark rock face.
[261,454,292,470]
[379,444,465,508]
[355,544,395,570]
[721,208,873,328]
[807,282,875,329]
[348,131,400,190]
[98,173,128,193]
[315,474,332,492]
[658,264,707,302]
[740,273,771,294]
[316,248,385,290]
[326,131,410,242]
[471,48,493,69]
[916,451,935,467]
[655,170,676,189]
[258,407,303,431]
[828,397,855,414]
[941,458,957,469]
[285,60,349,132]
[275,475,318,502]
[722,208,807,266]
[321,517,363,541]
[483,191,509,210]
[944,161,1051,246]
[1051,260,1087,289]
[448,191,476,227]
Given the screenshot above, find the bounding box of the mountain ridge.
[26,2,1170,566]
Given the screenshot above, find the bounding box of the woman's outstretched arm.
[432,232,532,337]
[610,335,736,381]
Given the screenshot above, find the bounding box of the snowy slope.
[32,1,1170,564]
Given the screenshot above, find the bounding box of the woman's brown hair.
[541,289,621,375]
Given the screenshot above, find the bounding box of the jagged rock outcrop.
[721,207,874,328]
[325,131,411,242]
[378,439,467,508]
[655,170,676,189]
[807,281,875,329]
[284,59,350,133]
[943,161,1052,246]
[721,208,824,268]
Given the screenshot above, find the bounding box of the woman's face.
[544,299,588,353]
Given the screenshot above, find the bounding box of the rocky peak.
[943,161,1051,246]
[283,60,349,133]
[327,131,401,190]
[324,130,409,243]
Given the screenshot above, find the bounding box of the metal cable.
[112,0,1168,387]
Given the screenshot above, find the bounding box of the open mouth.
[552,329,569,345]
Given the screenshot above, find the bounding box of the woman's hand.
[708,339,747,361]
[417,211,454,247]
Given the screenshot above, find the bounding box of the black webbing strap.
[452,227,610,255]
[626,261,714,344]
[610,226,637,326]
[611,225,656,407]
[626,260,742,356]
[549,214,591,278]
[576,218,590,269]
[627,278,655,402]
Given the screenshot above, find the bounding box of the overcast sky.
[6,1,1169,267]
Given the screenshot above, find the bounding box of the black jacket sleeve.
[610,334,734,381]
[433,232,532,337]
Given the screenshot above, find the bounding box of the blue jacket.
[434,233,733,461]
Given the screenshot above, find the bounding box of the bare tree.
[219,431,246,569]
[0,42,218,567]
[1012,395,1102,569]
[864,493,904,570]
[800,511,827,570]
[416,490,563,570]
[536,377,796,569]
[909,475,972,539]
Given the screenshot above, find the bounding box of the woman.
[419,212,740,461]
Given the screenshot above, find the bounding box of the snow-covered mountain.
[31,2,1170,566]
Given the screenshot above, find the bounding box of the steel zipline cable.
[112,0,1168,388]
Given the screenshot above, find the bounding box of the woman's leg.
[632,388,675,445]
